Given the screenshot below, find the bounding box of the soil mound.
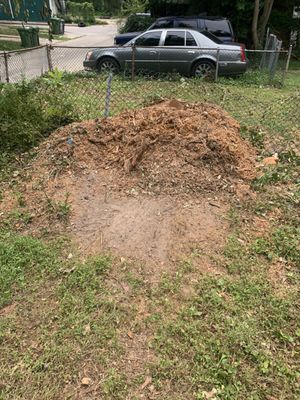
[36,99,256,195]
[1,100,257,265]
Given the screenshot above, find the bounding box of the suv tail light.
[240,45,246,62]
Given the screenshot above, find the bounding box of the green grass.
[0,25,22,36]
[0,231,132,399]
[151,274,299,399]
[0,40,22,51]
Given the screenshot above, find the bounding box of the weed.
[15,192,26,207]
[0,79,78,156]
[252,165,296,188]
[240,125,265,148]
[102,369,128,399]
[46,192,71,222]
[1,209,33,228]
[252,225,300,265]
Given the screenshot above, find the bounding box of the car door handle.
[149,50,157,54]
[188,51,195,54]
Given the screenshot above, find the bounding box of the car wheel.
[192,61,215,78]
[97,57,120,74]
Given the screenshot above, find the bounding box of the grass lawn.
[0,39,22,51]
[0,24,48,36]
[0,72,299,399]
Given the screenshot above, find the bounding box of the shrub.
[0,75,78,155]
[67,1,96,23]
[0,82,46,153]
[119,13,154,34]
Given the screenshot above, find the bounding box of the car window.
[205,20,232,37]
[150,19,173,29]
[186,32,197,46]
[177,19,198,29]
[135,31,162,46]
[164,31,185,46]
[201,31,223,44]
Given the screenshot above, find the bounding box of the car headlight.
[85,51,93,61]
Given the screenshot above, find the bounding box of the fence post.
[3,51,9,83]
[46,44,53,72]
[215,49,220,82]
[281,45,293,86]
[104,73,112,117]
[131,44,136,81]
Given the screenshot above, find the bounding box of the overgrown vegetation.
[67,1,96,23]
[119,13,154,33]
[0,71,78,161]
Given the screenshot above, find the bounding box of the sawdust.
[1,100,257,265]
[33,99,256,195]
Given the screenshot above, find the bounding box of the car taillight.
[240,46,246,62]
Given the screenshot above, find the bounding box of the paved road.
[50,22,118,74]
[0,22,118,82]
[63,22,118,47]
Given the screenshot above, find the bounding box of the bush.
[0,83,46,153]
[121,0,149,16]
[0,74,78,155]
[119,14,154,34]
[67,1,96,23]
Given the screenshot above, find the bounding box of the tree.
[121,0,149,16]
[252,0,275,48]
[252,0,260,48]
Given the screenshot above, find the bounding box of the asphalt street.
[62,22,118,47]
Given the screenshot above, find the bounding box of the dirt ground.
[70,173,228,267]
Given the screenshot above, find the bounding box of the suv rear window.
[150,19,173,29]
[205,20,232,37]
[177,19,198,29]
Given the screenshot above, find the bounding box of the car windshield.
[201,31,224,44]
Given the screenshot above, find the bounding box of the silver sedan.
[83,29,247,77]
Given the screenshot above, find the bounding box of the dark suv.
[114,16,235,45]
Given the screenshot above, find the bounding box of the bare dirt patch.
[70,173,227,267]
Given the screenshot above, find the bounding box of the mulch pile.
[35,99,256,195]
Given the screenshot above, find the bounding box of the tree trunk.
[259,0,274,46]
[252,0,260,49]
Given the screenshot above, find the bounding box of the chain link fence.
[38,72,300,132]
[0,44,299,137]
[0,44,292,84]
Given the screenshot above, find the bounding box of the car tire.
[192,60,215,78]
[97,57,120,74]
